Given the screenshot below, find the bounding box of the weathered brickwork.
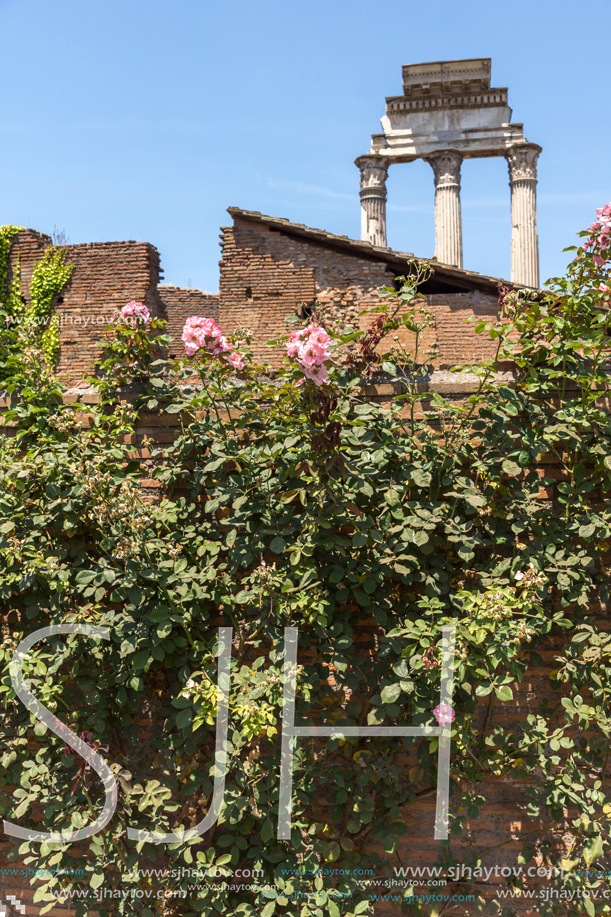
[5,215,509,385]
[7,231,164,384]
[219,211,502,369]
[426,291,500,369]
[5,231,221,385]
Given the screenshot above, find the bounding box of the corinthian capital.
[425,150,463,188]
[355,155,389,194]
[506,143,542,182]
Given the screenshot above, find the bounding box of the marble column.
[425,150,463,268]
[506,143,541,288]
[355,155,388,247]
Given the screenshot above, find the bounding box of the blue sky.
[0,0,607,291]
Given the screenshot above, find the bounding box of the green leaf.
[270,536,286,554]
[495,685,513,702]
[380,684,401,704]
[329,566,344,584]
[583,834,603,866]
[261,902,276,917]
[90,872,104,889]
[324,841,340,862]
[75,569,96,585]
[148,606,169,623]
[176,707,193,729]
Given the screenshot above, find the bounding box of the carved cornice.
[386,89,508,114]
[506,143,541,182]
[425,150,463,188]
[355,155,388,197]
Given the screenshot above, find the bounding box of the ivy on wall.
[29,246,74,364]
[0,225,25,319]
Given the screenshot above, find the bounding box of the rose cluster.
[114,301,152,326]
[286,325,331,385]
[582,203,611,266]
[182,316,244,369]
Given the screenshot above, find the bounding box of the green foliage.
[28,246,74,363]
[0,230,74,372]
[0,225,24,305]
[1,235,611,917]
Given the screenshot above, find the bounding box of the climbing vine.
[0,225,26,328]
[0,225,23,305]
[29,246,74,364]
[0,212,611,917]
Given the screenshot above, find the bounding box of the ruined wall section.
[219,217,500,369]
[7,231,163,384]
[219,218,317,365]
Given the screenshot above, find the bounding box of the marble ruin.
[356,58,542,287]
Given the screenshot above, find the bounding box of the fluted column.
[425,150,463,268]
[355,155,388,247]
[506,143,541,288]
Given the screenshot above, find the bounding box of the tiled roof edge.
[227,207,540,294]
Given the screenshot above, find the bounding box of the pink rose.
[182,315,230,357]
[433,704,455,726]
[223,351,244,370]
[209,335,230,355]
[286,324,332,384]
[118,301,151,326]
[302,363,329,386]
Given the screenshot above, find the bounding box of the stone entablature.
[356,58,542,288]
[385,90,509,115]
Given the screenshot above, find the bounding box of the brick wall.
[5,223,501,384]
[426,291,500,368]
[219,217,500,369]
[7,231,164,384]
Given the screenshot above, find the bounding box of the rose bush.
[0,213,611,917]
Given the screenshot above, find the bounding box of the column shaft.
[425,151,463,268]
[506,144,541,288]
[355,156,388,247]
